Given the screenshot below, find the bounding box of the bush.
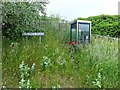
[77,14,119,37]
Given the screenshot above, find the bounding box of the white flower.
[55,48,59,53]
[27,79,30,88]
[60,58,66,66]
[57,85,60,88]
[44,45,48,50]
[44,61,48,65]
[98,72,101,79]
[21,78,25,83]
[52,86,56,88]
[20,73,24,78]
[92,72,102,88]
[19,61,24,68]
[31,63,35,70]
[32,63,35,66]
[2,86,6,88]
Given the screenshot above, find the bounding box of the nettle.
[19,61,35,88]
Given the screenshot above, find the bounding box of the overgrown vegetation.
[2,33,118,88]
[2,2,118,89]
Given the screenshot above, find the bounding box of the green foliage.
[2,2,47,41]
[2,2,69,43]
[19,61,35,88]
[2,32,118,88]
[2,3,119,88]
[77,14,119,37]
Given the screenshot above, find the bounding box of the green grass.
[0,30,2,89]
[2,28,118,88]
[0,63,2,89]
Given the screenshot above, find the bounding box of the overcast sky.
[46,0,119,21]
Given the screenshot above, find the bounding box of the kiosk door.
[78,22,90,43]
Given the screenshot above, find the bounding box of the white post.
[26,36,28,42]
[39,36,41,46]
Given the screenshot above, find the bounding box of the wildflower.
[60,58,66,67]
[57,85,60,88]
[52,86,56,88]
[55,48,59,53]
[19,61,24,68]
[2,86,6,88]
[44,44,48,50]
[98,72,101,79]
[19,61,25,72]
[20,73,24,78]
[41,56,51,70]
[21,78,25,83]
[31,63,35,70]
[92,72,102,88]
[9,42,14,47]
[27,79,30,88]
[19,61,35,88]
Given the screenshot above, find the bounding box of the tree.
[2,2,48,41]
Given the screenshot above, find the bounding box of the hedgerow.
[77,14,119,37]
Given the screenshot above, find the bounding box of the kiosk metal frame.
[70,20,91,45]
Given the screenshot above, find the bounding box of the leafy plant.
[19,61,35,88]
[41,56,51,71]
[92,72,102,88]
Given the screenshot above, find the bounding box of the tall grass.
[2,27,118,88]
[74,35,118,88]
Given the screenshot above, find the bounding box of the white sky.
[46,0,119,21]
